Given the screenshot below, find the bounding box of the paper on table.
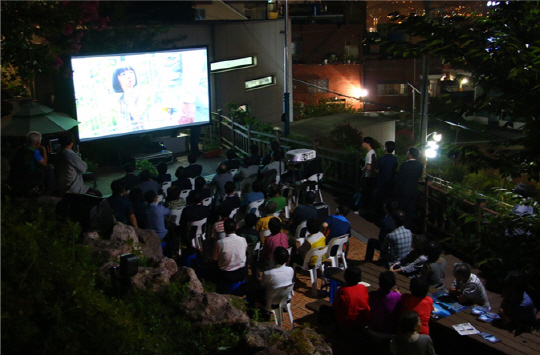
[452,323,481,336]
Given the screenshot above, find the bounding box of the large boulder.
[178,292,250,328]
[133,226,163,261]
[170,266,204,294]
[83,235,132,263]
[130,267,171,292]
[157,257,178,278]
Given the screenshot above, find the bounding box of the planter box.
[202,149,222,159]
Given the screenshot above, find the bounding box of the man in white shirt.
[261,151,286,184]
[357,137,377,213]
[212,218,248,283]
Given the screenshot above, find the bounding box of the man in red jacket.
[333,266,371,331]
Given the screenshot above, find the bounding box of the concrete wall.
[360,120,395,144]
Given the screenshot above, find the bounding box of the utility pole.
[419,1,431,147]
[407,83,421,142]
[283,0,290,137]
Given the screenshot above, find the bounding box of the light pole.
[408,83,421,142]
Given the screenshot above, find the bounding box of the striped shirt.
[386,226,412,266]
[452,273,491,310]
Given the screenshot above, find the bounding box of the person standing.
[395,147,424,229]
[374,141,398,216]
[55,131,101,196]
[357,137,377,214]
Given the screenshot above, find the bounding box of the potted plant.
[201,140,222,158]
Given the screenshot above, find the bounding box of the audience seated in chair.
[183,152,202,179]
[322,204,351,245]
[240,179,265,213]
[212,218,248,284]
[172,166,192,191]
[119,162,141,191]
[390,311,435,355]
[260,217,289,267]
[256,201,281,244]
[211,203,233,240]
[107,179,138,227]
[179,192,211,243]
[234,156,259,182]
[399,277,434,335]
[289,191,318,236]
[320,266,370,331]
[165,185,186,210]
[221,181,241,210]
[220,148,241,172]
[265,183,287,212]
[236,212,261,246]
[192,176,212,200]
[136,169,160,196]
[153,161,171,184]
[449,262,491,310]
[261,150,286,182]
[390,234,427,277]
[212,163,233,204]
[129,188,146,229]
[293,218,326,266]
[261,140,282,167]
[246,144,261,167]
[368,271,402,334]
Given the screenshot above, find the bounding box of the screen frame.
[70,45,212,142]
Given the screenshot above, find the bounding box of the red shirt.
[333,284,370,331]
[400,294,434,335]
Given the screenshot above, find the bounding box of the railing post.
[475,198,486,232]
[217,109,223,146]
[231,114,236,148]
[247,124,252,148]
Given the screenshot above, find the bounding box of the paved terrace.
[91,153,537,355]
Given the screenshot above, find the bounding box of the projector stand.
[132,150,174,165]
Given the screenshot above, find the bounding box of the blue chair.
[321,267,343,303]
[183,252,199,269]
[224,280,246,296]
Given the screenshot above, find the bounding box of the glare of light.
[354,88,368,98]
[433,132,442,142]
[425,148,438,159]
[461,78,468,85]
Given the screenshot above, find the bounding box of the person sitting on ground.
[129,187,146,228]
[182,152,202,179]
[261,150,286,182]
[293,218,326,266]
[364,199,398,262]
[9,131,49,196]
[211,203,233,240]
[153,161,171,184]
[332,266,371,331]
[390,234,428,277]
[234,156,259,182]
[390,311,435,355]
[55,131,102,196]
[192,176,212,201]
[220,148,241,172]
[107,179,137,227]
[236,212,261,246]
[506,182,535,237]
[261,140,282,167]
[260,217,289,266]
[399,277,434,335]
[119,162,141,191]
[172,166,192,191]
[289,191,318,236]
[383,209,412,268]
[212,218,248,284]
[165,185,186,210]
[321,204,351,245]
[265,183,287,212]
[144,190,171,243]
[246,144,261,167]
[212,163,234,203]
[240,179,265,213]
[368,271,402,335]
[499,273,538,332]
[136,169,160,196]
[419,241,447,291]
[255,201,281,244]
[449,262,491,310]
[221,181,241,210]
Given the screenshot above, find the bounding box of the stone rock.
[83,235,132,263]
[241,321,290,351]
[110,222,139,244]
[178,292,250,328]
[157,257,178,278]
[133,226,163,260]
[98,261,118,279]
[130,267,170,292]
[170,267,204,294]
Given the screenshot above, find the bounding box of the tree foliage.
[386,1,540,180]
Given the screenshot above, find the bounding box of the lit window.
[377,83,406,96]
[211,56,256,73]
[245,75,276,90]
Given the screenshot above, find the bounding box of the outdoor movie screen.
[71,47,210,141]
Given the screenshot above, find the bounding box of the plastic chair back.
[326,234,349,269]
[161,181,172,195]
[187,218,207,251]
[170,208,184,226]
[264,283,295,327]
[187,177,196,190]
[202,197,212,206]
[246,198,264,216]
[179,189,191,201]
[300,246,328,270]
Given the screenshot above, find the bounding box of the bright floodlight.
[461,78,468,84]
[433,132,442,142]
[425,148,437,158]
[354,88,368,98]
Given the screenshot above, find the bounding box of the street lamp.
[425,131,442,158]
[353,88,368,98]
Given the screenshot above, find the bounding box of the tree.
[386,1,540,180]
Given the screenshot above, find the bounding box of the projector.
[286,149,317,163]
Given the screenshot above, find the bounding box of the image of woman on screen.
[112,65,147,131]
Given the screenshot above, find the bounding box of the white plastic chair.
[306,173,324,202]
[259,229,271,238]
[230,207,239,220]
[187,177,196,190]
[161,181,172,196]
[293,246,328,298]
[295,220,308,246]
[202,197,212,206]
[179,189,191,202]
[264,283,295,328]
[325,234,349,269]
[229,168,239,177]
[246,198,265,216]
[157,194,164,204]
[170,207,184,226]
[187,218,207,251]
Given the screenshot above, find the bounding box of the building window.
[377,83,407,96]
[211,56,256,73]
[307,79,329,93]
[245,75,276,90]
